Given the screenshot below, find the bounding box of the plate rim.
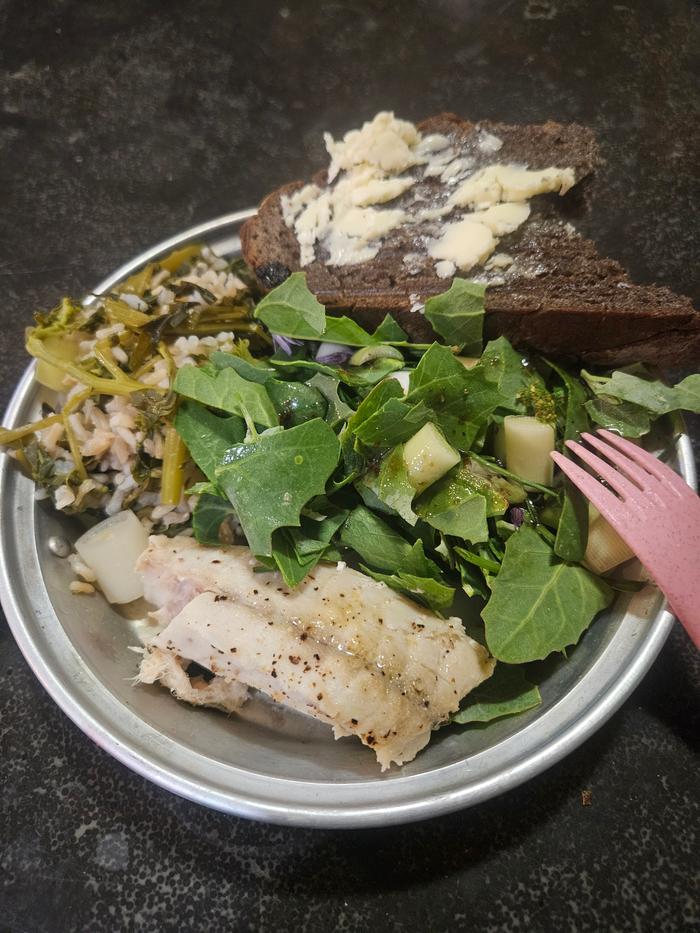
[1,211,694,828]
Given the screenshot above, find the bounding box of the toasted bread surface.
[240,114,699,366]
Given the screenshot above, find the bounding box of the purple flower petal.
[315,342,352,365]
[508,506,524,528]
[271,333,303,356]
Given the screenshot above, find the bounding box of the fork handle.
[665,597,700,650]
[646,560,700,650]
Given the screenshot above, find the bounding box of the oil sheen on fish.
[137,535,495,769]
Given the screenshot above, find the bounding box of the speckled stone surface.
[1,1,699,930]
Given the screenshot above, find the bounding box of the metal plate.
[1,210,695,828]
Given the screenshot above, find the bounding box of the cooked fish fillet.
[138,646,249,714]
[137,535,494,769]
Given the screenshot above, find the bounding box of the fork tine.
[581,432,653,491]
[564,439,643,502]
[550,451,626,524]
[597,429,691,498]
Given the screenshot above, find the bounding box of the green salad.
[3,245,699,726]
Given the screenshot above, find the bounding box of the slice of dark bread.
[240,114,700,367]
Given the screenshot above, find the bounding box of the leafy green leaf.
[174,365,278,428]
[270,530,320,587]
[362,567,455,614]
[209,350,277,384]
[307,373,354,425]
[323,316,378,346]
[547,360,590,561]
[423,278,485,353]
[582,369,700,416]
[482,526,613,663]
[266,380,328,427]
[270,511,347,587]
[174,400,245,485]
[270,356,403,387]
[353,397,433,448]
[341,358,404,386]
[479,336,537,406]
[192,492,238,545]
[415,462,509,543]
[253,271,327,338]
[452,664,541,724]
[373,314,408,342]
[347,378,403,438]
[416,490,488,542]
[554,483,589,563]
[340,505,441,578]
[406,343,473,448]
[584,397,651,437]
[429,462,510,516]
[216,418,340,556]
[456,554,491,599]
[358,445,418,524]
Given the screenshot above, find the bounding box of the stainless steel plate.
[1,210,695,828]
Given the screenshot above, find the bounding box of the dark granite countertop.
[1,2,698,930]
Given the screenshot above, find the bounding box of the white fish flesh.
[136,535,494,769]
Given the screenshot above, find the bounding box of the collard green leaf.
[174,365,278,428]
[192,492,238,545]
[358,445,417,524]
[452,664,541,724]
[340,505,441,579]
[216,418,340,556]
[252,271,326,338]
[362,567,455,614]
[582,369,700,416]
[174,400,245,485]
[482,526,613,663]
[423,278,486,353]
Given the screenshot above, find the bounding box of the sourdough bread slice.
[240,113,700,367]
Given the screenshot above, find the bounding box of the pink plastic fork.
[551,428,700,649]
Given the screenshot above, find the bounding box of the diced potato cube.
[403,422,460,492]
[504,415,555,485]
[75,510,149,604]
[583,515,635,575]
